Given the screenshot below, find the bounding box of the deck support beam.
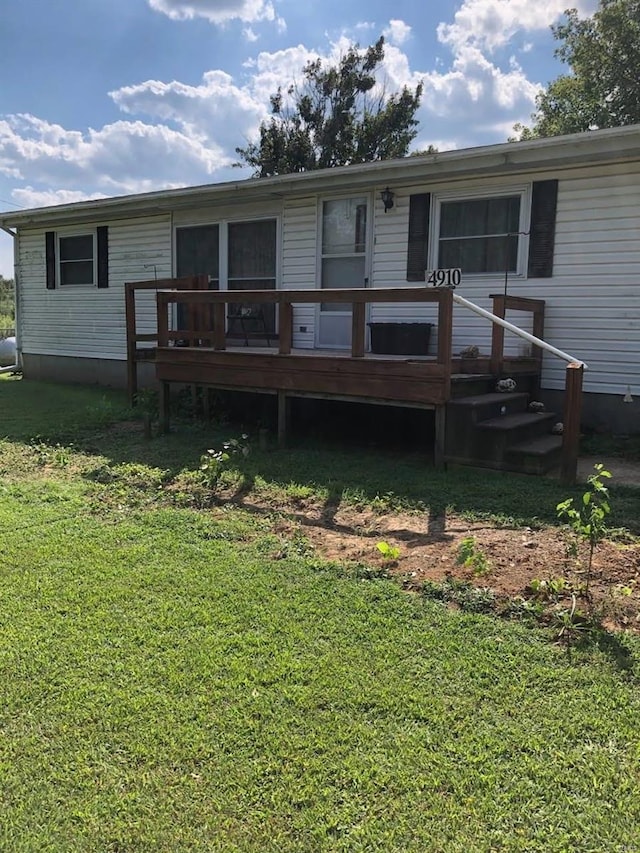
[434,405,446,470]
[159,381,171,434]
[277,390,289,449]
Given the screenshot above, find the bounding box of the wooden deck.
[155,347,451,405]
[124,280,582,481]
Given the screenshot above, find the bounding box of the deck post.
[157,293,169,347]
[125,283,137,406]
[490,295,506,375]
[213,304,226,350]
[279,302,293,355]
[351,303,366,358]
[277,390,289,449]
[437,290,453,400]
[159,381,171,434]
[434,405,446,470]
[560,362,583,485]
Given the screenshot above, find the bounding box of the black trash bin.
[368,322,433,356]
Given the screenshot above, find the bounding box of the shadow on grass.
[574,628,638,676]
[3,376,639,534]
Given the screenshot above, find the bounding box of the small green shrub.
[199,434,250,492]
[376,540,400,561]
[528,576,571,602]
[456,536,491,576]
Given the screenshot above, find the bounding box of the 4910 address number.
[426,268,461,288]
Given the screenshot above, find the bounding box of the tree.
[514,0,640,138]
[236,37,424,176]
[0,275,15,331]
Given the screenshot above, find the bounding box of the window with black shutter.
[45,228,109,288]
[408,182,559,280]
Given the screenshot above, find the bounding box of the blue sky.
[0,0,595,277]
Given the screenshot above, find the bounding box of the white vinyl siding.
[367,163,640,398]
[282,197,317,349]
[13,160,640,403]
[18,215,171,360]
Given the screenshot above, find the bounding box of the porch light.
[380,187,395,213]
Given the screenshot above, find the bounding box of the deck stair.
[445,380,562,474]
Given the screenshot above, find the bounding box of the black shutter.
[97,226,109,288]
[45,231,56,289]
[528,180,558,278]
[406,193,431,282]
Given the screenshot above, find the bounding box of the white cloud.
[11,188,109,208]
[383,20,411,47]
[354,21,376,32]
[148,0,276,24]
[243,26,259,42]
[111,71,267,152]
[0,114,233,201]
[438,0,595,54]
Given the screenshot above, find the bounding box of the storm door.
[317,197,369,348]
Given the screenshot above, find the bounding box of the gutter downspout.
[451,292,587,369]
[0,226,20,374]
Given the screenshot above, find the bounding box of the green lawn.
[1,377,640,852]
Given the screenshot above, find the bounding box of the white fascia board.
[2,124,640,230]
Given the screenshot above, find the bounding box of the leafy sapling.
[376,541,400,562]
[456,536,491,576]
[556,464,612,600]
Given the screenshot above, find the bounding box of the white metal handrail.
[452,293,587,369]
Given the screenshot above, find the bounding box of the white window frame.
[173,215,281,292]
[172,215,281,334]
[56,229,97,287]
[430,185,531,278]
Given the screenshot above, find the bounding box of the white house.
[1,124,639,434]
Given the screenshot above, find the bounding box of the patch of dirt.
[259,498,640,632]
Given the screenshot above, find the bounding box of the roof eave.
[1,124,639,229]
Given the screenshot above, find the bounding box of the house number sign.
[426,268,461,288]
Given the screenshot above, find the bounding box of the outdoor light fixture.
[380,187,395,212]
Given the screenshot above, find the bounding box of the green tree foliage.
[236,37,424,176]
[0,275,15,329]
[514,0,640,138]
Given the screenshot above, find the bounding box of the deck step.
[448,391,529,408]
[506,434,563,474]
[478,412,555,431]
[508,434,563,456]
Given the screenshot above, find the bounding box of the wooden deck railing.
[487,293,582,484]
[490,293,545,377]
[155,286,454,366]
[125,274,209,404]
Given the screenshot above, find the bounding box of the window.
[175,218,278,335]
[176,224,220,288]
[45,227,108,289]
[407,182,558,281]
[58,233,96,285]
[228,220,277,334]
[438,195,522,274]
